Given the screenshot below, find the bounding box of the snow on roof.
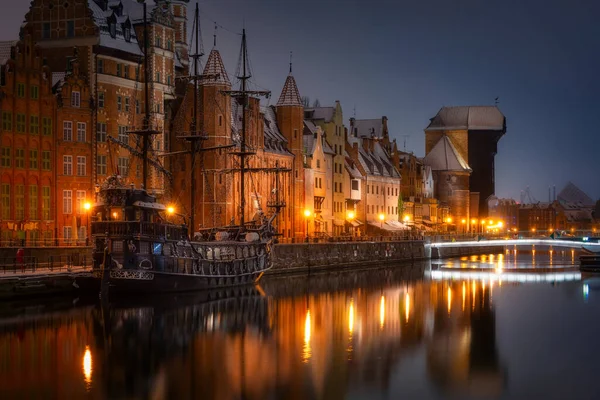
[557,182,595,206]
[0,40,16,65]
[88,0,142,56]
[201,48,230,86]
[426,106,505,131]
[52,72,66,88]
[304,107,334,122]
[262,106,290,155]
[423,135,472,172]
[276,74,302,107]
[354,118,383,138]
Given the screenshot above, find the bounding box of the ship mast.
[224,29,270,227]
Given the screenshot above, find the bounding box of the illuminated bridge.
[426,238,600,258]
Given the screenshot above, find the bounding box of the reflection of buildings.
[0,271,506,399]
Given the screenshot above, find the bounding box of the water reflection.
[4,257,600,399]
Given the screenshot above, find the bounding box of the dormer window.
[109,22,116,38]
[124,27,131,42]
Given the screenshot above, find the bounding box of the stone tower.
[170,0,190,73]
[275,66,305,239]
[198,46,232,229]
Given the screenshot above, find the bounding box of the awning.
[368,220,408,231]
[133,201,167,211]
[347,219,362,227]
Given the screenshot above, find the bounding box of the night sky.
[2,0,599,202]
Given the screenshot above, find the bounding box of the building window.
[97,122,107,142]
[71,91,80,107]
[155,103,161,114]
[118,126,128,145]
[167,75,172,86]
[155,36,161,47]
[42,117,52,136]
[155,71,161,83]
[316,159,320,169]
[109,22,116,38]
[124,65,130,79]
[294,129,297,139]
[63,121,72,140]
[116,63,121,77]
[30,115,39,134]
[2,112,12,131]
[76,156,86,176]
[17,83,25,98]
[76,190,86,214]
[42,186,50,219]
[43,22,50,39]
[29,149,38,169]
[63,190,72,214]
[66,20,74,37]
[117,96,122,111]
[135,100,140,114]
[124,27,131,42]
[98,92,104,108]
[15,148,24,168]
[63,226,72,243]
[97,155,107,175]
[1,184,9,219]
[97,59,104,74]
[118,157,129,176]
[77,122,86,142]
[63,155,72,175]
[31,85,39,99]
[29,185,38,220]
[42,151,51,170]
[167,39,172,51]
[125,97,130,112]
[16,113,25,133]
[15,185,24,220]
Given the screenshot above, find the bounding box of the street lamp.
[379,213,385,230]
[83,202,91,245]
[347,210,355,236]
[461,219,466,234]
[304,209,311,242]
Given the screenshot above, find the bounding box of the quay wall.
[0,246,93,267]
[269,241,426,275]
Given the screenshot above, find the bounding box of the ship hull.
[76,268,268,295]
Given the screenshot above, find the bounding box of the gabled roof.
[201,48,230,86]
[304,107,334,122]
[0,40,16,66]
[88,0,143,56]
[426,106,505,131]
[557,182,595,207]
[423,135,472,172]
[354,119,383,138]
[276,74,302,106]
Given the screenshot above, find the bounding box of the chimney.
[362,137,369,153]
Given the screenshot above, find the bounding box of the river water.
[1,250,599,399]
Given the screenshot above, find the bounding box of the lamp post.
[379,213,385,231]
[461,219,466,235]
[83,201,91,246]
[347,210,355,237]
[304,209,311,242]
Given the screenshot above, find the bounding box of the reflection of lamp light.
[303,309,311,363]
[83,346,92,386]
[447,287,452,313]
[405,292,410,321]
[349,300,354,334]
[379,295,385,329]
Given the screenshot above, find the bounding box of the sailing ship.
[77,3,283,295]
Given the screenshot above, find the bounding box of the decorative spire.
[276,72,302,107]
[213,23,217,47]
[289,51,292,74]
[202,48,230,86]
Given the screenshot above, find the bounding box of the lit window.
[63,155,72,175]
[63,190,72,214]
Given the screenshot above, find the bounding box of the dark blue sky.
[3,0,599,201]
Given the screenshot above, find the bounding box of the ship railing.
[92,221,187,240]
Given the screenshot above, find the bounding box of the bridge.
[428,238,600,250]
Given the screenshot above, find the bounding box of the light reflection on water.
[1,255,600,399]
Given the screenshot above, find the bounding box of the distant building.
[487,197,518,231]
[518,202,556,233]
[425,106,506,217]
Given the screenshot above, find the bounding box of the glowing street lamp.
[379,213,385,230]
[304,209,311,242]
[347,210,355,236]
[403,214,410,223]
